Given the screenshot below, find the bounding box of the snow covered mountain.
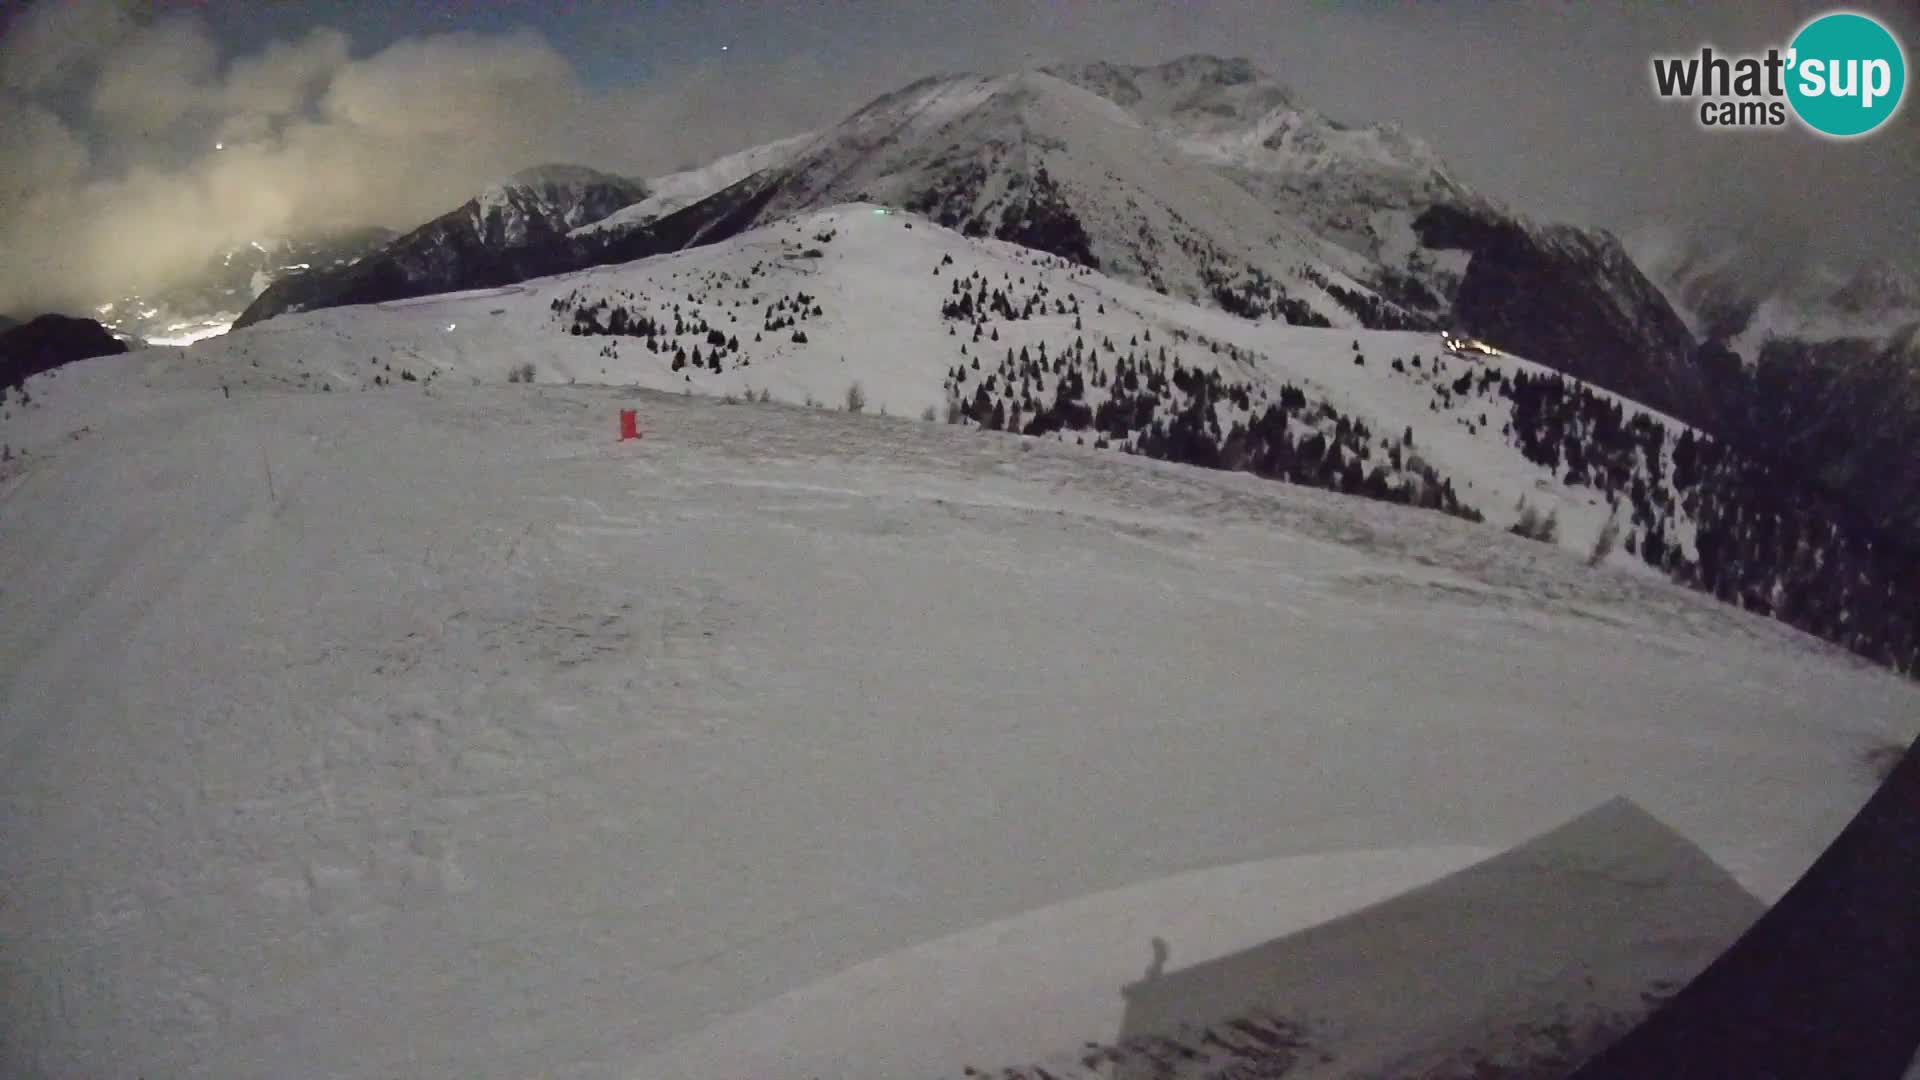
[647,55,1503,340]
[234,166,647,327]
[571,132,817,240]
[232,56,1700,429]
[709,67,1403,319]
[1046,56,1473,302]
[471,164,652,244]
[7,200,1920,1078]
[1039,57,1704,425]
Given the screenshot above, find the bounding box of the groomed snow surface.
[4,381,1917,1078]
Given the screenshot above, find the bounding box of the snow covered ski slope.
[3,369,1917,1077]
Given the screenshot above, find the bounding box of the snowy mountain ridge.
[467,164,650,247]
[238,54,1698,430]
[716,66,1399,319]
[570,133,818,240]
[1046,54,1469,273]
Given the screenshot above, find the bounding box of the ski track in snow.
[3,377,1917,1078]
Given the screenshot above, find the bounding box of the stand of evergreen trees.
[943,327,1482,525]
[1500,366,1919,675]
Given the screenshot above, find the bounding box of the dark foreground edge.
[1571,735,1920,1079]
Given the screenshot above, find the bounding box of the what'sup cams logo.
[1652,10,1906,137]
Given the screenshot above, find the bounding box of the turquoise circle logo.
[1786,12,1906,137]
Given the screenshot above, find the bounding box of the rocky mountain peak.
[472,165,650,241]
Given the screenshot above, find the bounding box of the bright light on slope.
[146,320,234,347]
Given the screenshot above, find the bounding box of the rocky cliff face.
[1416,202,1702,424]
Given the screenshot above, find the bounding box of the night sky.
[2,0,1915,313]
